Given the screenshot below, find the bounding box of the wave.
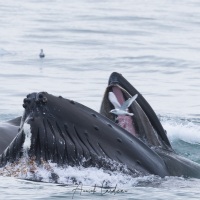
[161,115,200,163]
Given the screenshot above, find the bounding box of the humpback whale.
[0,92,169,177]
[0,72,200,179]
[0,117,21,154]
[100,72,200,178]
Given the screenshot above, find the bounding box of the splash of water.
[161,116,200,144]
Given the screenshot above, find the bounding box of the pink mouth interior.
[112,86,137,136]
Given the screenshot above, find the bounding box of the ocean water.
[1,0,200,199]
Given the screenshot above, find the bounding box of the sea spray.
[161,116,200,144]
[0,157,160,187]
[22,122,32,157]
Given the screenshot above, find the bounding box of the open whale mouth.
[100,72,172,150]
[107,84,138,137]
[100,84,144,140]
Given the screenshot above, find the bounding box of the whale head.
[0,91,169,177]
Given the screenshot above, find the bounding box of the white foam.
[23,123,32,153]
[0,157,159,188]
[162,118,200,144]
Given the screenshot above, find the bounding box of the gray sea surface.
[1,0,200,199]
